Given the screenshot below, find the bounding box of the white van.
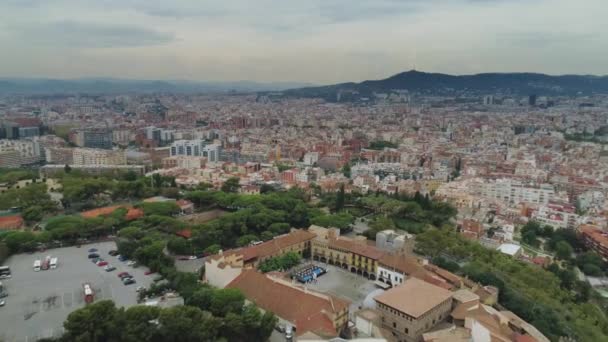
[33,259,41,272]
[50,258,58,269]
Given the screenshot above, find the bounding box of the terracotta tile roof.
[227,270,349,337]
[580,225,608,248]
[0,214,24,230]
[329,237,385,260]
[230,229,316,262]
[374,277,453,318]
[424,264,463,285]
[379,254,425,275]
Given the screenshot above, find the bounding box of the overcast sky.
[0,0,606,83]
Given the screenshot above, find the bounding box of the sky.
[0,0,606,84]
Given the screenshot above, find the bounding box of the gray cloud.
[10,20,175,48]
[0,0,606,82]
[502,31,599,48]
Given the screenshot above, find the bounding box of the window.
[405,328,409,334]
[393,322,396,328]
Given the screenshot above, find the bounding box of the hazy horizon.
[1,0,606,84]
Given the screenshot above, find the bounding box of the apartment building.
[73,148,126,165]
[477,179,555,205]
[170,140,221,162]
[162,156,206,169]
[0,139,42,166]
[45,147,74,164]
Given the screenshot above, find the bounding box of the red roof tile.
[227,270,349,337]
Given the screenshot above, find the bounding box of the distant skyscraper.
[483,95,494,106]
[528,94,537,106]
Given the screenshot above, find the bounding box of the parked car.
[118,272,131,279]
[0,300,5,307]
[188,255,197,260]
[87,253,99,259]
[97,261,108,267]
[123,277,136,285]
[88,248,98,253]
[105,265,116,272]
[136,286,145,292]
[274,324,286,333]
[118,255,127,262]
[126,260,136,266]
[0,292,8,299]
[108,250,118,256]
[144,270,155,275]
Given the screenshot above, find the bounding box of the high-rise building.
[169,140,221,163]
[528,94,537,106]
[83,129,113,149]
[483,95,494,106]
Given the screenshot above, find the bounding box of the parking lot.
[304,263,380,315]
[0,241,154,342]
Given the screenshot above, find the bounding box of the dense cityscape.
[0,86,606,342]
[1,0,608,342]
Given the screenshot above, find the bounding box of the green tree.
[203,244,221,255]
[140,202,180,216]
[167,237,193,255]
[210,288,245,317]
[236,234,259,247]
[157,306,219,342]
[335,184,345,211]
[555,241,573,260]
[224,304,277,342]
[22,205,43,223]
[188,287,215,311]
[63,300,124,342]
[121,305,161,342]
[341,163,351,178]
[221,177,241,193]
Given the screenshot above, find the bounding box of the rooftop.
[374,277,453,318]
[227,270,349,338]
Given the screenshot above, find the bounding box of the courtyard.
[303,262,381,315]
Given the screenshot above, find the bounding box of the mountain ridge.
[283,70,608,101]
[0,78,314,95]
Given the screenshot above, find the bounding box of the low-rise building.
[579,224,608,260]
[374,277,453,342]
[210,229,316,268]
[227,270,350,339]
[310,225,385,280]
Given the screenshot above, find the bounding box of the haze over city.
[1,0,607,83]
